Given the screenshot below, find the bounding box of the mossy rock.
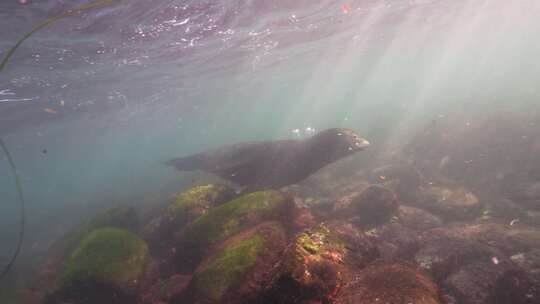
[61,227,149,288]
[45,228,150,304]
[258,222,378,304]
[165,184,236,228]
[39,206,139,293]
[142,184,236,256]
[52,206,139,256]
[193,233,263,301]
[186,222,287,303]
[176,191,293,268]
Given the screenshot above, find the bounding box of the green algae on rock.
[53,206,139,255]
[258,222,378,304]
[178,190,293,247]
[39,206,139,287]
[194,234,263,300]
[165,184,236,228]
[141,184,236,256]
[185,222,288,304]
[61,227,149,289]
[44,227,151,304]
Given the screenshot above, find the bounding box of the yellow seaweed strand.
[0,0,117,72]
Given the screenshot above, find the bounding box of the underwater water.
[1,0,540,303]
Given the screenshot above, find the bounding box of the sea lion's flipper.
[166,154,205,171]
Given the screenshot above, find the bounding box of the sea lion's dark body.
[167,128,370,191]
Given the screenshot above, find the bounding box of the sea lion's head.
[307,128,370,161]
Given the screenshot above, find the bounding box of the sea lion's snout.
[355,138,370,149]
[349,131,370,150]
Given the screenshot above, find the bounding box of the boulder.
[333,262,443,304]
[175,190,294,272]
[165,184,236,229]
[505,181,540,211]
[368,222,421,261]
[256,222,379,304]
[412,185,482,222]
[511,249,540,281]
[486,269,540,304]
[51,206,139,256]
[290,199,317,231]
[141,274,192,304]
[415,237,508,283]
[39,206,140,295]
[141,184,235,254]
[184,222,287,304]
[424,222,540,256]
[369,163,424,203]
[44,228,152,304]
[397,205,443,230]
[444,262,523,304]
[350,185,398,228]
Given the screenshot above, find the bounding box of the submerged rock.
[424,222,540,256]
[369,163,424,203]
[174,190,294,272]
[329,183,370,216]
[486,269,540,304]
[256,222,378,304]
[415,238,507,283]
[368,222,421,261]
[45,228,152,304]
[416,222,540,303]
[511,250,540,281]
[142,274,192,304]
[505,181,540,211]
[291,200,317,231]
[166,184,236,228]
[444,262,527,304]
[412,185,482,222]
[397,205,443,230]
[331,185,398,228]
[141,184,235,254]
[51,206,139,255]
[350,185,398,228]
[333,262,443,304]
[484,198,529,221]
[183,222,287,304]
[39,206,140,295]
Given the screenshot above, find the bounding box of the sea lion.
[166,128,370,191]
